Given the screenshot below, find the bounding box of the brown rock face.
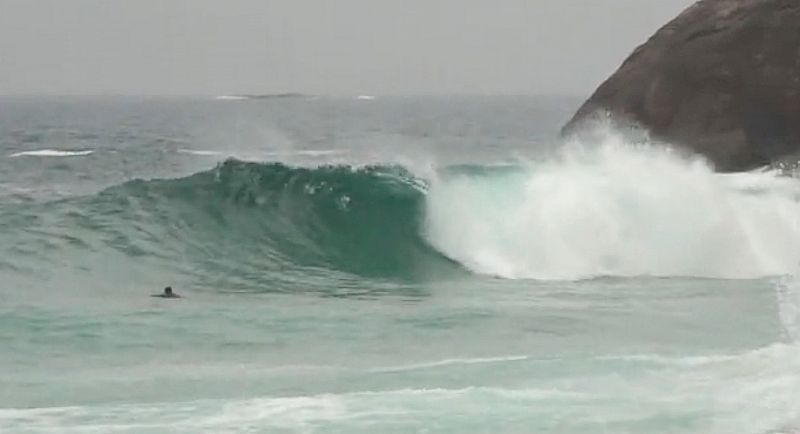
[563,0,800,172]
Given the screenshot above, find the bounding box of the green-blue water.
[1,96,799,433]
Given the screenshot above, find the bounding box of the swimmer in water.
[152,286,181,298]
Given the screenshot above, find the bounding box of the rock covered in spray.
[562,0,800,172]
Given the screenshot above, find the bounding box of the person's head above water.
[152,286,180,299]
[152,286,180,298]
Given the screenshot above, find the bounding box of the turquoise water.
[0,96,798,433]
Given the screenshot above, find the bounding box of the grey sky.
[0,0,695,96]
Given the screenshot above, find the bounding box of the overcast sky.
[0,0,695,96]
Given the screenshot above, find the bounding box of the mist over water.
[1,96,798,434]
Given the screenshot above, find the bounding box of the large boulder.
[562,0,800,172]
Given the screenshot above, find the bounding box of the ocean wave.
[176,149,224,156]
[5,133,800,283]
[9,149,93,158]
[0,387,588,434]
[3,374,797,434]
[369,355,531,373]
[425,136,800,280]
[76,160,458,281]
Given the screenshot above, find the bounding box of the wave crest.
[425,138,800,280]
[99,160,458,281]
[8,135,800,285]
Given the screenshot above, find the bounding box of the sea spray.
[424,134,800,280]
[777,268,800,343]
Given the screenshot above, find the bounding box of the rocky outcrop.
[562,0,800,171]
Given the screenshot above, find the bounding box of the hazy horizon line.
[0,91,589,99]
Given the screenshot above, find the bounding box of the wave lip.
[9,149,93,158]
[76,160,458,283]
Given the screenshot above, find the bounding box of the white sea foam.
[424,130,800,280]
[595,353,741,367]
[215,95,249,101]
[2,367,797,434]
[706,343,800,433]
[369,355,530,373]
[0,387,584,433]
[176,149,223,156]
[9,149,93,158]
[777,269,800,342]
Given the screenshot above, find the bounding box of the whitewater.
[427,138,800,280]
[0,96,798,434]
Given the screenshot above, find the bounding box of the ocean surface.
[0,95,799,434]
